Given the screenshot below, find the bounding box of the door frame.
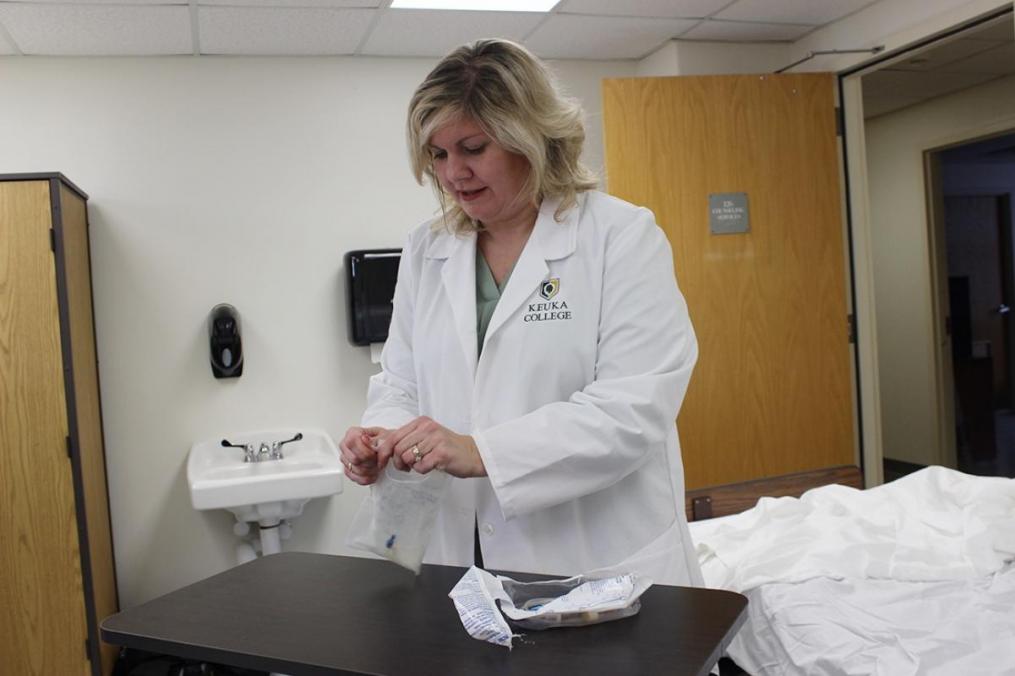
[838,73,884,487]
[926,132,1015,470]
[838,5,1015,483]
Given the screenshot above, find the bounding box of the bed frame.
[684,465,864,521]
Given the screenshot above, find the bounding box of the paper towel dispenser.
[344,248,401,346]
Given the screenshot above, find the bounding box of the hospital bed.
[686,465,1015,675]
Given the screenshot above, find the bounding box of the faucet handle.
[222,438,258,463]
[270,432,303,460]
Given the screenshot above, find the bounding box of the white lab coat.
[362,190,703,586]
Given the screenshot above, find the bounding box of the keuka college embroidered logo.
[525,277,571,323]
[540,277,559,300]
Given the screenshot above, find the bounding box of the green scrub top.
[476,248,512,358]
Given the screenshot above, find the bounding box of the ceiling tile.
[360,9,544,57]
[524,14,698,59]
[0,4,191,55]
[0,29,16,55]
[863,69,998,101]
[555,0,730,19]
[198,7,374,55]
[199,0,382,6]
[716,0,877,26]
[965,17,1015,43]
[939,43,1015,76]
[889,38,1000,72]
[18,0,185,3]
[862,91,925,119]
[680,19,812,42]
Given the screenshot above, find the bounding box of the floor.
[718,656,748,675]
[956,407,1015,478]
[114,648,267,676]
[974,409,1015,477]
[885,408,1015,482]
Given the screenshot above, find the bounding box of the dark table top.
[101,552,747,676]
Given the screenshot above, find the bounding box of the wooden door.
[0,180,91,673]
[603,74,855,489]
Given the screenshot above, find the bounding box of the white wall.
[0,55,634,607]
[637,40,789,77]
[865,73,1015,465]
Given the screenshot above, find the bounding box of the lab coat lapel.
[483,196,579,346]
[436,231,479,379]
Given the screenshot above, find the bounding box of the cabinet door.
[56,183,119,674]
[0,180,91,673]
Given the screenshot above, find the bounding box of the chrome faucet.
[221,438,258,463]
[222,432,303,462]
[270,432,303,460]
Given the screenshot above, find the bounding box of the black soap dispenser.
[209,304,243,378]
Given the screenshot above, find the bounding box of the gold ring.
[411,445,421,461]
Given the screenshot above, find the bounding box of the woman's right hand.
[339,426,388,486]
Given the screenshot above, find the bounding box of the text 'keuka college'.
[523,300,572,323]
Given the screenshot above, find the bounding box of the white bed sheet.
[688,467,1015,675]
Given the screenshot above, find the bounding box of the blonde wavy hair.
[407,38,598,233]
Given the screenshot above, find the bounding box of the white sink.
[187,428,343,523]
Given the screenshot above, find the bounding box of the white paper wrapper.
[448,566,652,648]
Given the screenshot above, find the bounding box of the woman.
[340,39,702,586]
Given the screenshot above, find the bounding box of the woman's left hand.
[375,416,486,478]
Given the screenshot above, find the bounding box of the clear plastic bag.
[346,465,449,574]
[498,576,644,630]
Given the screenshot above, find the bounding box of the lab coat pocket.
[346,466,450,574]
[583,518,699,588]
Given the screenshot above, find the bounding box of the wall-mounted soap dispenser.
[209,304,243,378]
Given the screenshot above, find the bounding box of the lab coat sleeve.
[361,232,421,430]
[476,209,698,520]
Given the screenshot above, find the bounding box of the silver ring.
[411,444,421,461]
[344,460,352,472]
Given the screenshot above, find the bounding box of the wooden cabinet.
[1,174,118,675]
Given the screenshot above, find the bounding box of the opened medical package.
[449,566,651,648]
